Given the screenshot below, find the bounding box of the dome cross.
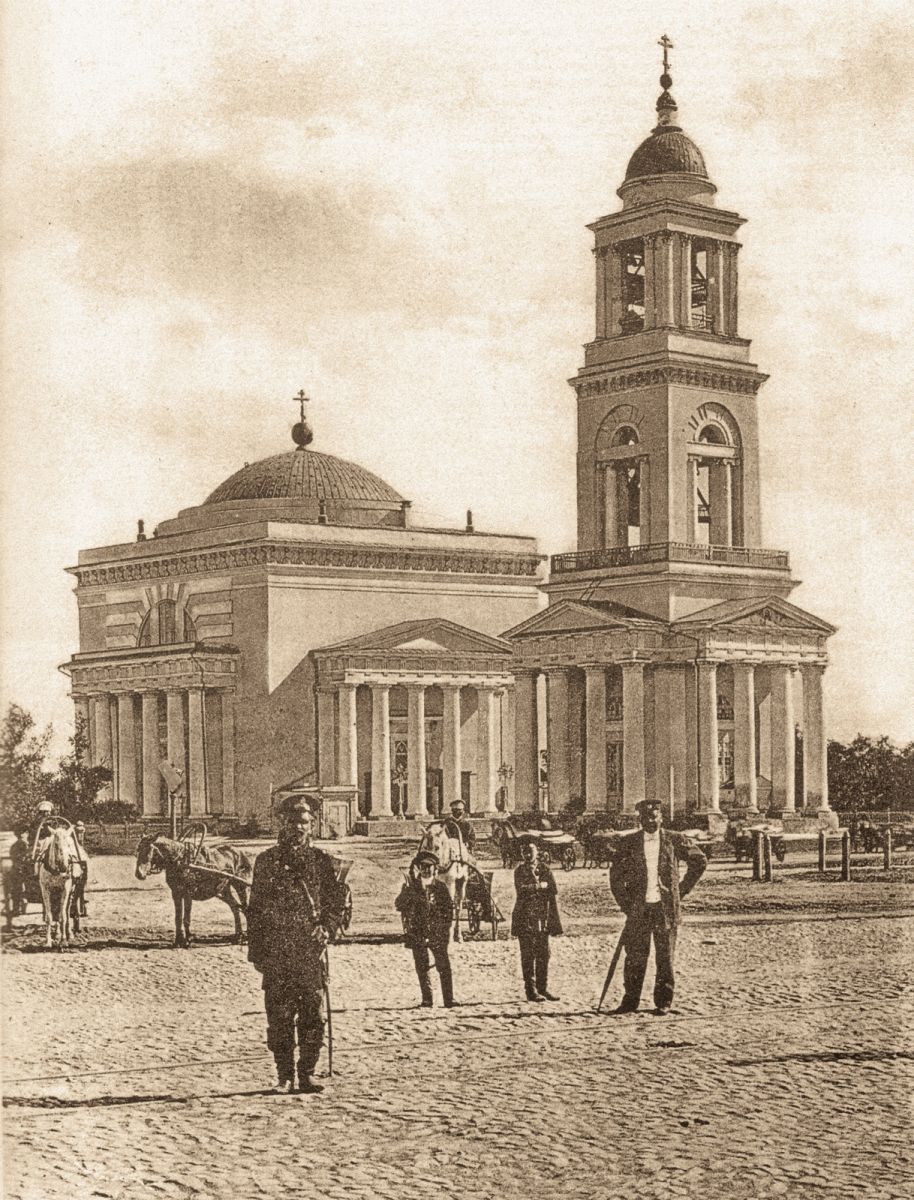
[658,34,674,76]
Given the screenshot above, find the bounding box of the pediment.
[317,618,512,656]
[503,599,656,640]
[674,596,836,635]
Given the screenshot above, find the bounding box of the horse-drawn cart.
[2,819,87,934]
[495,820,577,872]
[463,863,503,940]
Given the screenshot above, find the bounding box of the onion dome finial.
[292,388,314,449]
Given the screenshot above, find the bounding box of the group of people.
[248,793,708,1095]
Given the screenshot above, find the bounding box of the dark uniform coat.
[247,844,344,989]
[609,829,707,929]
[511,861,563,938]
[395,877,453,949]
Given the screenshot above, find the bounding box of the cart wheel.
[467,904,481,935]
[561,845,576,871]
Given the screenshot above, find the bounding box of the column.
[657,231,674,325]
[594,247,608,338]
[707,240,723,333]
[621,662,646,813]
[687,457,700,543]
[725,243,739,335]
[475,687,499,814]
[643,234,657,327]
[441,685,462,809]
[221,692,236,814]
[585,667,607,810]
[166,690,185,780]
[709,459,734,546]
[370,684,392,816]
[732,664,758,811]
[769,665,796,812]
[638,456,651,544]
[316,688,335,786]
[697,661,720,812]
[91,695,112,769]
[608,244,623,336]
[187,688,206,815]
[116,693,138,807]
[679,233,693,325]
[802,665,830,811]
[407,685,429,817]
[141,692,162,816]
[545,670,570,809]
[513,672,539,811]
[336,683,358,786]
[603,463,626,549]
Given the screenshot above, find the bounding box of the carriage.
[463,863,503,940]
[2,819,86,933]
[494,820,578,872]
[731,822,786,864]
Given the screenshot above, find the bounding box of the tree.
[0,703,52,830]
[43,717,113,822]
[828,735,914,812]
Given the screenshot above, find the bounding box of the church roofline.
[587,199,744,238]
[314,617,514,656]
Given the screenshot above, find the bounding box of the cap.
[517,832,539,846]
[74,820,86,830]
[37,801,54,814]
[278,794,315,818]
[449,799,466,811]
[412,851,439,869]
[636,798,662,812]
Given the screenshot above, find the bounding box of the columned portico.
[732,663,758,812]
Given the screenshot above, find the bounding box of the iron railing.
[550,542,790,574]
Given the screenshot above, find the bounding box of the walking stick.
[322,948,333,1077]
[596,925,627,1012]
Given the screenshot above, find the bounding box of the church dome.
[205,448,405,507]
[625,127,709,181]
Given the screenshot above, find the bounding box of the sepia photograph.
[1,2,912,1198]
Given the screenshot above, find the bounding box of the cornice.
[74,539,543,588]
[572,364,766,399]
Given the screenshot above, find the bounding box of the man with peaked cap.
[608,798,707,1015]
[395,850,457,1008]
[445,799,476,855]
[247,795,344,1094]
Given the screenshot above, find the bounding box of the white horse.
[418,820,472,942]
[34,825,82,949]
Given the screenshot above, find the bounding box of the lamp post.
[494,688,513,811]
[392,765,408,819]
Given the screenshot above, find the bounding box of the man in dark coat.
[511,837,562,1002]
[395,850,457,1008]
[609,798,707,1015]
[444,799,476,855]
[247,796,344,1093]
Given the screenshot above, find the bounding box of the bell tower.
[552,38,795,620]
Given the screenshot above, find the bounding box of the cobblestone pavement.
[3,844,913,1200]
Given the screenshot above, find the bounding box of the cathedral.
[64,48,836,831]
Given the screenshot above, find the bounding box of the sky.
[1,0,912,753]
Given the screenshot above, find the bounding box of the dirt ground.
[3,839,913,1200]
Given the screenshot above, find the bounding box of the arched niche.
[685,402,743,547]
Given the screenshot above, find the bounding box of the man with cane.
[247,795,344,1094]
[599,798,706,1016]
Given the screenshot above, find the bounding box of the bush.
[90,801,139,824]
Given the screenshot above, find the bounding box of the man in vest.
[609,798,707,1015]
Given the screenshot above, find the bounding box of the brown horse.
[135,834,253,948]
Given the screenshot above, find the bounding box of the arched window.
[687,406,742,549]
[138,600,196,647]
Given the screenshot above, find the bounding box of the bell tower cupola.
[553,36,796,622]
